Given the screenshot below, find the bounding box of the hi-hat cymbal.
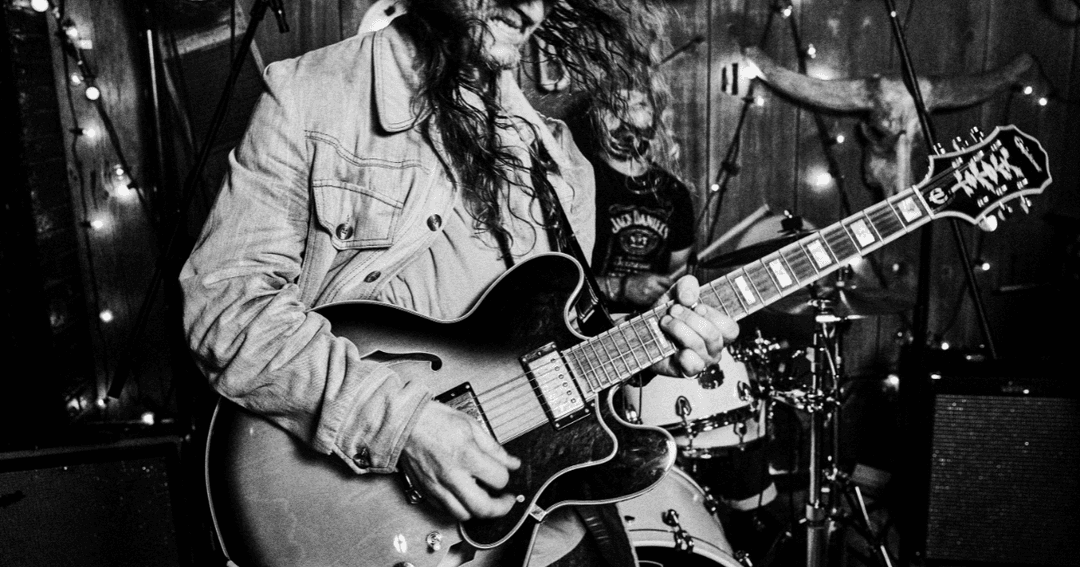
[699,232,811,270]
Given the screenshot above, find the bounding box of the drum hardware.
[661,508,696,553]
[793,286,896,567]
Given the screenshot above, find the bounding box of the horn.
[925,53,1034,110]
[742,46,874,112]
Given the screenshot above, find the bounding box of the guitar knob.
[426,531,443,552]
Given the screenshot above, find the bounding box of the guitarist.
[180,1,739,565]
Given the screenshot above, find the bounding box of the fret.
[747,261,782,305]
[890,189,929,226]
[643,313,676,359]
[799,236,836,272]
[822,225,859,264]
[780,242,817,284]
[614,323,647,374]
[563,354,591,396]
[841,214,879,253]
[580,341,605,391]
[633,315,666,362]
[568,346,600,393]
[705,283,731,318]
[601,331,632,379]
[727,268,763,311]
[868,200,906,240]
[716,276,750,318]
[585,338,615,387]
[624,319,655,367]
[763,252,799,293]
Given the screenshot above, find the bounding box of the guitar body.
[206,254,676,567]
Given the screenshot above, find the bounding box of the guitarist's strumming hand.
[653,275,740,378]
[400,401,522,521]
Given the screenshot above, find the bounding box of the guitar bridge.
[521,343,590,430]
[435,383,495,438]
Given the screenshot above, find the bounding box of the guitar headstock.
[921,125,1052,226]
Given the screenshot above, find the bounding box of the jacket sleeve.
[179,59,431,474]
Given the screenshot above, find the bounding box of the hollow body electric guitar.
[205,126,1051,567]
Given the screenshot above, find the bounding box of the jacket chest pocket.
[313,181,404,249]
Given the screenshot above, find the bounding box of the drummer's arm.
[668,246,692,277]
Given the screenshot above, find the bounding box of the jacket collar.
[372,20,428,133]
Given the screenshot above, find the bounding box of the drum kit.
[613,218,910,567]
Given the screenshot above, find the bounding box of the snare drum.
[621,348,766,457]
[619,466,745,567]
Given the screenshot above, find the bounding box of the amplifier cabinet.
[900,351,1079,567]
[0,436,190,567]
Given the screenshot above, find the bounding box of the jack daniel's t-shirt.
[591,160,694,277]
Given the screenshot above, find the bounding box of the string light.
[84,85,100,101]
[69,72,83,86]
[805,44,817,59]
[1037,96,1048,106]
[89,217,107,230]
[780,5,793,18]
[1022,85,1034,95]
[82,126,99,140]
[99,309,114,323]
[807,164,833,190]
[140,411,156,426]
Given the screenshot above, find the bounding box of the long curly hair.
[400,0,674,251]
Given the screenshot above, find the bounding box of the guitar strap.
[529,141,616,336]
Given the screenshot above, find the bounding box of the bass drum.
[619,467,745,566]
[621,348,766,458]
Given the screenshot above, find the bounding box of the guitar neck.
[563,183,936,398]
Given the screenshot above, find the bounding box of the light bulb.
[85,85,100,101]
[31,0,51,13]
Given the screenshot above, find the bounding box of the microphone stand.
[108,0,289,399]
[879,0,998,359]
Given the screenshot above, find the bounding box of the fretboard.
[563,184,935,399]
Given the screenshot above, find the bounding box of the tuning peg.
[1020,197,1032,213]
[932,142,946,155]
[969,127,985,144]
[978,214,999,232]
[951,136,967,151]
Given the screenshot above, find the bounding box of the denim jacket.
[180,21,595,475]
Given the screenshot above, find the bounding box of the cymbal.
[699,232,811,270]
[768,285,914,319]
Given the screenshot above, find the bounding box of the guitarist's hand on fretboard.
[650,275,741,378]
[400,401,523,521]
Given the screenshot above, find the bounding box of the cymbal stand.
[801,296,894,567]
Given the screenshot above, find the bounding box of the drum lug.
[735,549,755,566]
[661,509,696,554]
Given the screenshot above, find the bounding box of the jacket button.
[335,224,354,239]
[353,447,371,467]
[364,271,381,283]
[426,214,442,231]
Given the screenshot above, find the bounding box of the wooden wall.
[234,0,1078,376]
[34,0,1076,427]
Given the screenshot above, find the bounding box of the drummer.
[578,88,696,312]
[577,89,786,564]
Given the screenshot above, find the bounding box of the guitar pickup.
[521,343,590,430]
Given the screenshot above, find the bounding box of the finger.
[419,473,473,521]
[665,303,722,356]
[470,421,521,470]
[670,275,700,306]
[448,471,518,519]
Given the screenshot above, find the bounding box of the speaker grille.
[926,394,1080,565]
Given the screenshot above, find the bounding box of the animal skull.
[743,47,1033,196]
